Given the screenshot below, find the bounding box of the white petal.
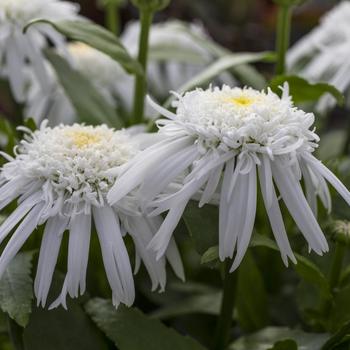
[66,213,91,298]
[34,215,68,307]
[0,203,45,278]
[0,191,43,244]
[93,206,135,306]
[107,137,193,205]
[304,153,350,206]
[230,166,257,271]
[258,156,296,266]
[272,159,328,254]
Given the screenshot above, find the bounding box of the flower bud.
[332,220,350,246]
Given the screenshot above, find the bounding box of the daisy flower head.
[287,1,350,110]
[0,0,79,102]
[108,84,350,271]
[0,122,184,309]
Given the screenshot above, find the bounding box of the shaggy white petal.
[35,215,68,307]
[0,203,45,278]
[93,206,135,306]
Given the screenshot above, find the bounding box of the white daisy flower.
[108,84,350,271]
[287,1,350,111]
[25,42,126,124]
[0,0,79,102]
[0,122,184,309]
[121,20,235,101]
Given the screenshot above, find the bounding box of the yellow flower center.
[65,130,101,148]
[226,96,255,107]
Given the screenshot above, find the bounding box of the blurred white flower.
[287,1,350,111]
[25,20,234,124]
[0,123,183,309]
[108,85,350,271]
[25,42,127,124]
[121,20,235,101]
[0,0,79,102]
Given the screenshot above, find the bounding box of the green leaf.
[0,252,35,327]
[236,251,269,331]
[23,302,108,350]
[251,234,331,297]
[230,327,329,350]
[269,75,344,106]
[322,320,350,350]
[149,44,207,64]
[268,339,298,350]
[161,25,268,89]
[46,50,122,127]
[178,52,274,94]
[201,234,331,297]
[328,285,350,332]
[25,19,142,76]
[85,298,206,350]
[183,201,218,255]
[150,292,222,319]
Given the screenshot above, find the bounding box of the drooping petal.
[258,155,296,266]
[34,215,68,307]
[0,191,43,244]
[272,159,328,254]
[230,165,257,271]
[0,202,45,278]
[93,206,135,307]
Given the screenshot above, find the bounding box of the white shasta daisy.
[108,85,350,271]
[0,0,79,102]
[0,122,184,309]
[287,1,350,111]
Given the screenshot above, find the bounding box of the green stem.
[7,317,24,350]
[342,119,350,155]
[329,243,346,291]
[319,242,346,320]
[212,260,238,350]
[132,10,153,124]
[105,1,120,35]
[275,4,292,75]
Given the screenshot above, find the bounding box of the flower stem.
[212,260,238,350]
[329,242,346,291]
[132,9,153,124]
[105,1,120,35]
[275,4,292,75]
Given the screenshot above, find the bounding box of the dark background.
[76,0,339,52]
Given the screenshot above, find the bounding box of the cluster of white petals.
[0,0,79,102]
[0,123,184,309]
[287,1,350,110]
[108,85,350,271]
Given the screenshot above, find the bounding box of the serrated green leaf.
[46,50,122,127]
[269,75,344,106]
[23,303,108,350]
[85,298,206,350]
[236,251,269,331]
[230,327,329,350]
[0,252,35,327]
[25,19,143,76]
